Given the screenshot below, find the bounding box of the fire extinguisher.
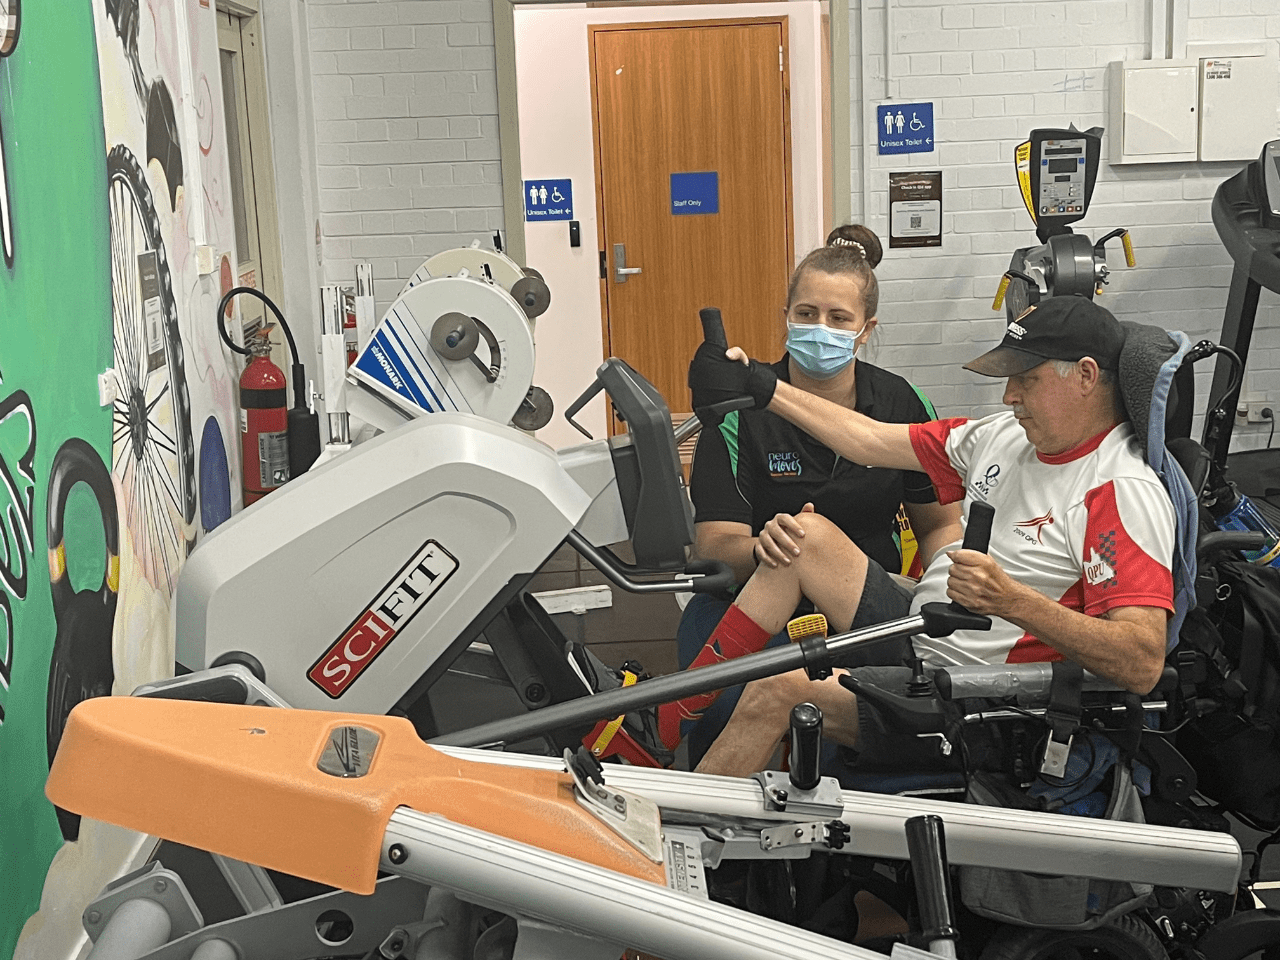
[239,330,289,504]
[218,287,321,505]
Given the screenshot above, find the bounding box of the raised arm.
[767,378,924,473]
[688,333,924,473]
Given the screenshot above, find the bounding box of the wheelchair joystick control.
[788,703,823,792]
[906,657,934,698]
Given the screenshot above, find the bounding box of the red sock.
[658,604,772,750]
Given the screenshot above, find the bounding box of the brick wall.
[850,0,1280,449]
[307,0,504,317]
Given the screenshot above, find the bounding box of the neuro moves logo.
[307,539,459,697]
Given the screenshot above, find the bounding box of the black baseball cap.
[964,296,1126,378]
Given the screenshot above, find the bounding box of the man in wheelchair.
[683,295,1175,782]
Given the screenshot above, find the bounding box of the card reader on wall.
[569,220,581,247]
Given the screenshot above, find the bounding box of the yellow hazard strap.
[1121,229,1136,268]
[590,671,638,756]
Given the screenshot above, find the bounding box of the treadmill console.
[1251,139,1280,230]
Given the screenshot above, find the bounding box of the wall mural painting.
[2,1,241,957]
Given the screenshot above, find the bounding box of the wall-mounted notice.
[889,171,943,249]
[670,171,719,215]
[876,102,935,155]
[524,179,573,221]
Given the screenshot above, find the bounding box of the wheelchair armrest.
[839,672,949,735]
[934,663,1177,703]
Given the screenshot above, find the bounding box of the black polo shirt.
[689,357,939,575]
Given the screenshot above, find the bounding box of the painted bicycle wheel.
[107,143,195,594]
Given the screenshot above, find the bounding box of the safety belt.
[1040,661,1084,778]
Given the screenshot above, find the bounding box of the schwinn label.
[308,540,459,697]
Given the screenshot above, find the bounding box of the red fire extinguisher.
[239,329,290,505]
[218,286,322,506]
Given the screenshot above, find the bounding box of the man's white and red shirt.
[906,412,1174,667]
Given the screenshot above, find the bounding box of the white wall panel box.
[1107,60,1199,164]
[1199,55,1280,163]
[1109,53,1279,164]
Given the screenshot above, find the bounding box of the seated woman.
[663,225,962,760]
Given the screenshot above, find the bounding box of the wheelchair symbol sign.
[524,179,573,221]
[877,102,935,156]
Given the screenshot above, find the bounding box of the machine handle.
[699,307,729,348]
[788,703,822,792]
[905,815,959,949]
[565,532,733,595]
[917,501,996,636]
[693,307,754,423]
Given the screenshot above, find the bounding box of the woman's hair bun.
[825,224,883,268]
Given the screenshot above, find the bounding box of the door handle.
[613,243,642,283]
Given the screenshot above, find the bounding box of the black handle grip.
[947,500,996,617]
[683,558,736,595]
[699,307,728,348]
[788,703,823,791]
[905,815,958,944]
[959,500,996,553]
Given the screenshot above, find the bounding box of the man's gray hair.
[1049,358,1116,387]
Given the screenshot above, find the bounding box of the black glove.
[688,308,777,424]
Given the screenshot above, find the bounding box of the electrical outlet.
[1244,401,1274,423]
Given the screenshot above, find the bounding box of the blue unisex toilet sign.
[670,171,719,215]
[876,103,935,155]
[524,179,573,221]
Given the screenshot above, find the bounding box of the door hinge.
[779,45,783,72]
[599,249,607,280]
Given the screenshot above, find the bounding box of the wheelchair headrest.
[1117,322,1179,463]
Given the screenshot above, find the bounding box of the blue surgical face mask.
[786,322,863,379]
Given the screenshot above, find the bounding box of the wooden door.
[591,20,793,426]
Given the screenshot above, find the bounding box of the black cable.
[1265,407,1275,449]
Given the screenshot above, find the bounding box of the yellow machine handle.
[992,274,1012,311]
[1121,229,1136,268]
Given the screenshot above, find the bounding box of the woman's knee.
[793,512,862,564]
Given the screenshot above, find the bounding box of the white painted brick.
[402,47,464,72]
[894,28,958,53]
[311,28,351,52]
[387,119,417,140]
[384,26,415,49]
[972,50,1002,73]
[397,2,462,25]
[310,4,399,29]
[418,118,451,139]
[318,166,359,189]
[409,139,466,162]
[358,166,392,189]
[420,164,453,186]
[972,5,1004,28]
[351,75,384,97]
[322,213,362,237]
[350,26,384,50]
[447,23,481,46]
[355,119,388,141]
